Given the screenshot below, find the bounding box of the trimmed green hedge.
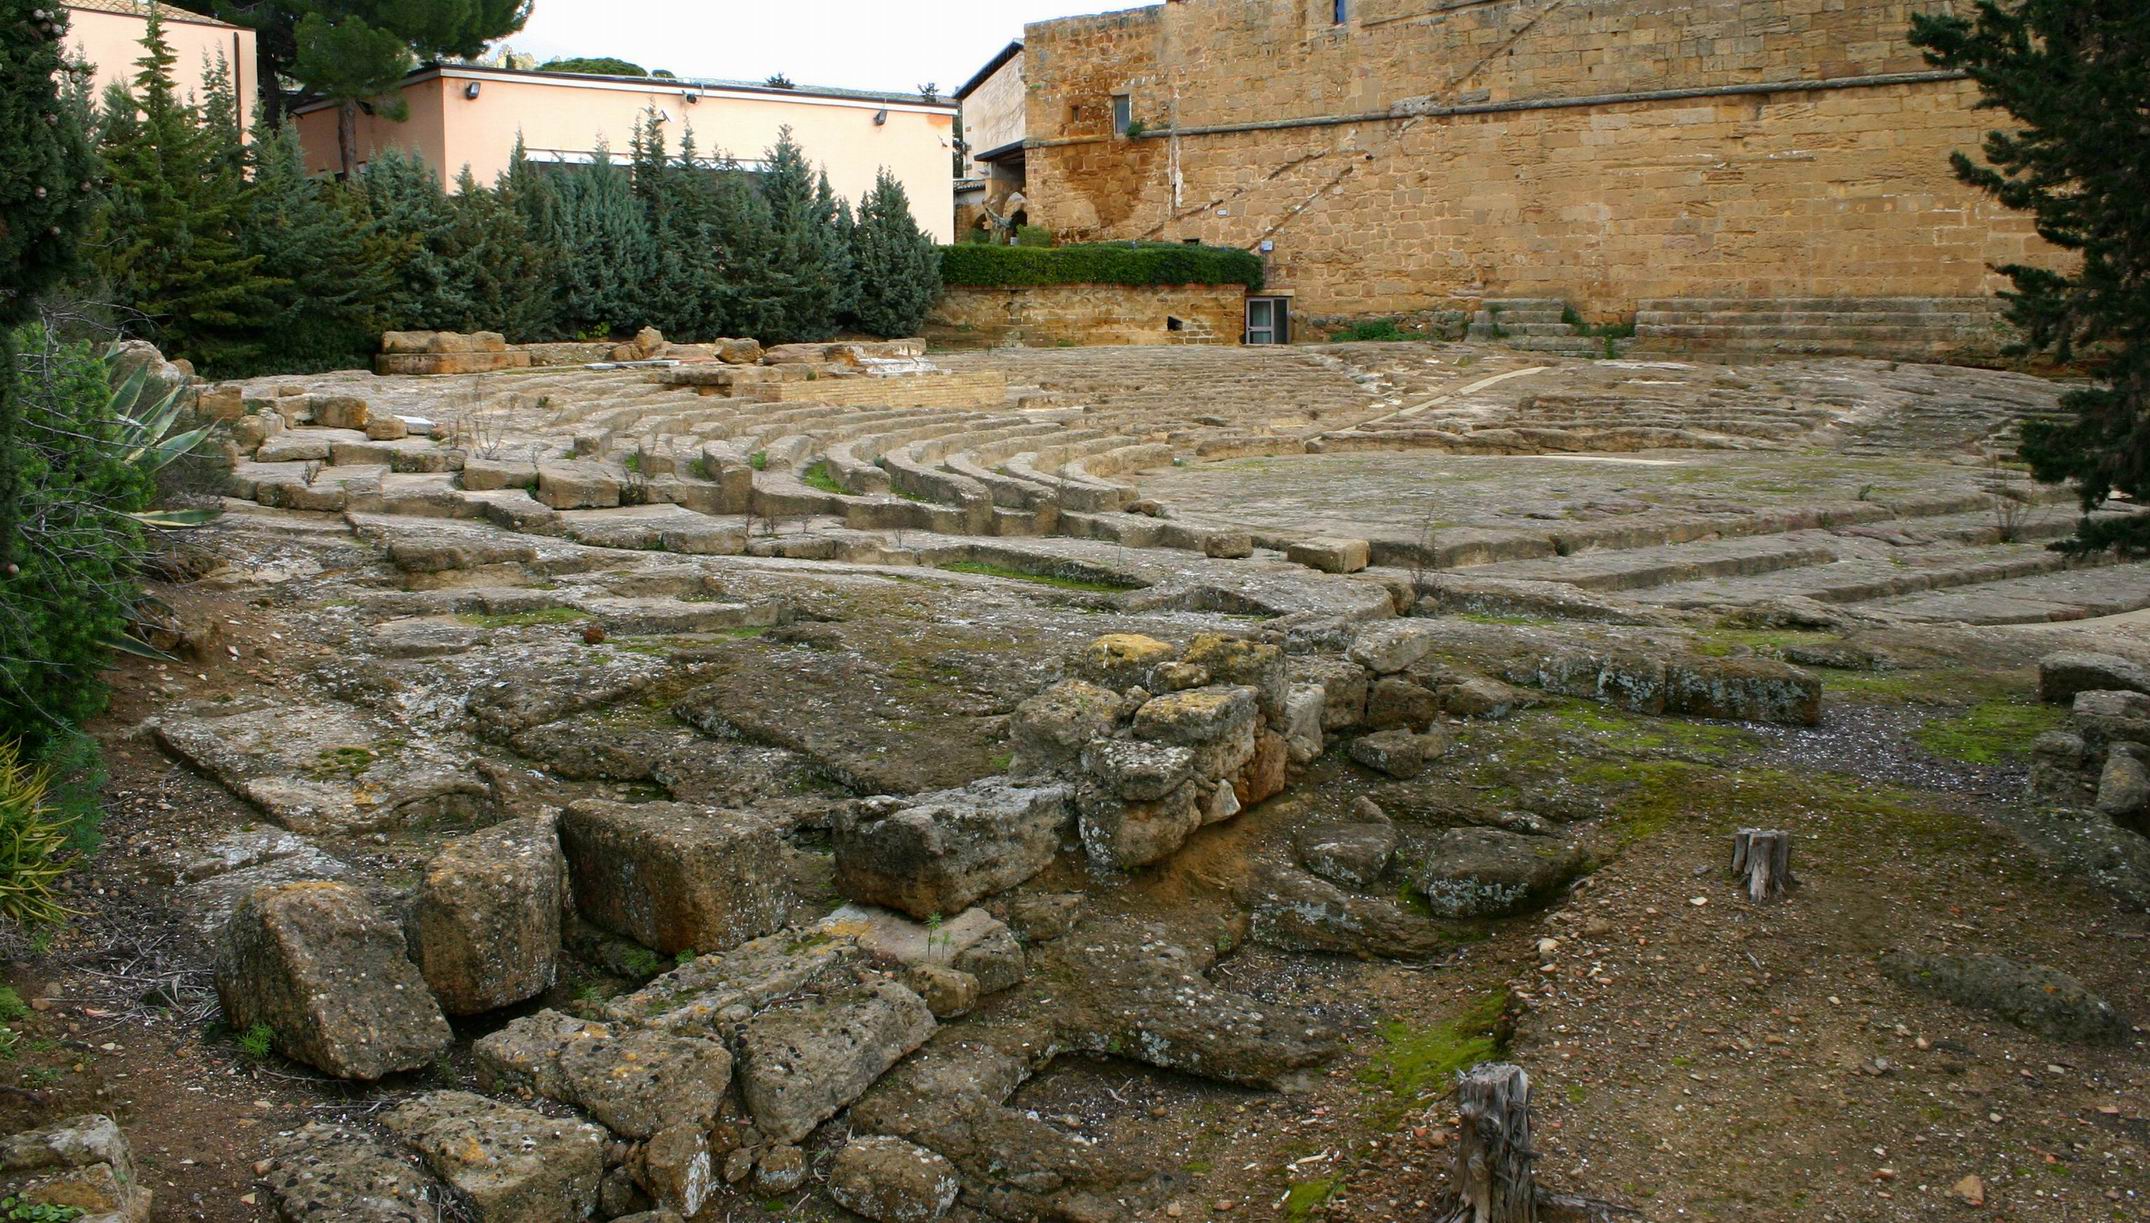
[939,242,1264,291]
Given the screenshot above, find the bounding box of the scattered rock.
[1350,727,1450,778]
[2040,651,2150,704]
[834,778,1072,919]
[1297,820,1398,887]
[734,975,936,1142]
[828,1136,961,1223]
[750,1145,806,1195]
[260,1121,439,1222]
[559,800,794,956]
[1412,828,1588,917]
[381,1092,605,1222]
[215,882,451,1081]
[409,815,562,1015]
[1880,951,2129,1043]
[0,1114,152,1223]
[472,1010,732,1139]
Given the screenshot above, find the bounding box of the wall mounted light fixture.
[464,81,481,99]
[873,108,889,125]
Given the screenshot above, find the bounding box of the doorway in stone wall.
[1245,296,1290,344]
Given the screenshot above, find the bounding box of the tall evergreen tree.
[90,9,280,376]
[756,127,842,342]
[360,148,467,330]
[849,169,943,339]
[1911,1,2150,556]
[500,136,569,339]
[446,164,548,340]
[549,144,656,339]
[703,152,780,340]
[245,122,391,370]
[0,0,98,571]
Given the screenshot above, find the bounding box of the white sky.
[507,0,1118,95]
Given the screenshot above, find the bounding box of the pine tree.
[245,122,391,370]
[90,8,280,376]
[825,174,859,330]
[703,153,779,339]
[1911,1,2150,556]
[757,127,841,342]
[849,169,942,339]
[360,148,467,330]
[0,0,98,571]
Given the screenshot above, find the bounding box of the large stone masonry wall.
[1021,0,2054,321]
[926,283,1247,348]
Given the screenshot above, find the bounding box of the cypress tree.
[849,168,943,339]
[245,122,390,371]
[360,148,467,330]
[500,136,569,340]
[551,144,655,339]
[757,127,840,342]
[446,165,548,341]
[1911,1,2150,556]
[90,8,279,377]
[0,0,98,571]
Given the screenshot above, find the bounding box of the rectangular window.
[1333,0,1349,24]
[1112,93,1131,136]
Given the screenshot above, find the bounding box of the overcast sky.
[508,1,1118,95]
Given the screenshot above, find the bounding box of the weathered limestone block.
[461,457,540,491]
[1296,655,1371,730]
[713,337,763,364]
[1349,726,1449,778]
[1079,737,1195,802]
[473,1010,731,1139]
[0,1114,151,1223]
[215,882,451,1081]
[1412,828,1588,917]
[820,904,1026,994]
[559,800,794,956]
[1282,683,1325,764]
[1509,648,1670,715]
[1665,657,1820,726]
[1182,633,1288,721]
[1434,674,1533,719]
[1286,536,1371,574]
[1367,675,1439,731]
[2040,651,2150,704]
[2074,689,2150,750]
[364,414,409,440]
[195,383,244,421]
[636,1126,715,1218]
[409,816,561,1014]
[735,977,937,1143]
[382,1092,605,1223]
[309,395,370,430]
[1880,951,2129,1043]
[605,928,864,1035]
[2097,746,2149,823]
[261,1121,439,1223]
[1008,679,1125,775]
[1131,685,1258,777]
[1298,819,1397,887]
[1234,729,1289,807]
[1067,632,1176,691]
[1247,863,1452,959]
[901,963,981,1018]
[535,461,622,510]
[833,779,1071,919]
[228,409,284,454]
[828,1136,961,1223]
[1077,779,1204,868]
[1348,620,1452,675]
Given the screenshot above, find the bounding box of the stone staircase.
[1632,297,2012,363]
[1465,299,1633,359]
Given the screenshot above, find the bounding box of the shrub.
[849,169,942,338]
[939,242,1264,290]
[1330,319,1412,342]
[0,328,154,756]
[0,740,81,928]
[1013,225,1054,248]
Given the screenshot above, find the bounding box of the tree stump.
[1731,829,1793,903]
[1442,1062,1536,1223]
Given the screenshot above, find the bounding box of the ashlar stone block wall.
[1020,0,2054,322]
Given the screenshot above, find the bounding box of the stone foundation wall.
[1021,0,2057,323]
[755,370,1010,408]
[927,283,1247,348]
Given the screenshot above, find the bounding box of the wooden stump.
[1731,829,1793,903]
[1443,1063,1536,1223]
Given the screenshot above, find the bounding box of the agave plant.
[102,352,222,660]
[0,741,78,927]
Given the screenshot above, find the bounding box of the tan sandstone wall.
[926,284,1247,348]
[1022,0,2050,320]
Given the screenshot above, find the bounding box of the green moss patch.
[1284,1176,1340,1219]
[1914,698,2068,765]
[936,560,1142,593]
[800,461,844,495]
[1360,989,1509,1124]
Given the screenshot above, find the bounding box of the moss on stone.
[1359,989,1509,1124]
[1914,698,2068,765]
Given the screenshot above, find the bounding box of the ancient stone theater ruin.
[4,4,2147,1223]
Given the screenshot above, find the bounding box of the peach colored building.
[64,0,255,139]
[292,65,959,241]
